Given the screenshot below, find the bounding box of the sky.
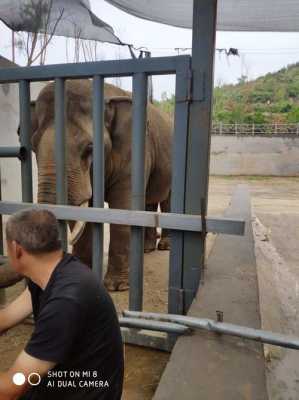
[1,0,299,99]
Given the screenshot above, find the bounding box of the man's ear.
[14,241,23,260]
[17,101,40,151]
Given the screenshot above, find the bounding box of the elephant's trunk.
[37,168,57,205]
[0,257,23,289]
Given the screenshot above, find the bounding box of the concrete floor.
[0,176,298,399]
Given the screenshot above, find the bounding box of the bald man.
[0,209,124,400]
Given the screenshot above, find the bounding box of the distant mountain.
[157,63,299,124]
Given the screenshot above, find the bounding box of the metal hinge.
[176,69,206,103]
[175,68,193,103]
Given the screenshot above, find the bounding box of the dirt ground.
[0,176,298,399]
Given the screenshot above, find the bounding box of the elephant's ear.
[17,101,39,151]
[104,96,133,130]
[104,96,135,143]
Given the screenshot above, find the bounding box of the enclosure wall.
[210,135,299,176]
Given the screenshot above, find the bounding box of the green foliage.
[155,62,299,124]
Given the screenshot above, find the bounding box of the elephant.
[21,80,172,291]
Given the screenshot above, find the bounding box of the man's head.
[6,209,62,273]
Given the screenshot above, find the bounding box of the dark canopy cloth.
[104,0,299,32]
[0,0,121,44]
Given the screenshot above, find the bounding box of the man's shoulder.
[49,255,100,301]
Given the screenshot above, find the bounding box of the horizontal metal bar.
[0,201,245,235]
[0,56,191,84]
[0,147,26,160]
[123,311,299,351]
[121,328,173,352]
[119,317,190,335]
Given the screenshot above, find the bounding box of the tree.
[15,0,64,66]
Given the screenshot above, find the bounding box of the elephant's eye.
[81,143,93,159]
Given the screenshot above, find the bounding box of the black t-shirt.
[22,253,124,400]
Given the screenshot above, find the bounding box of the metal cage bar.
[0,201,245,235]
[55,78,68,250]
[19,80,33,203]
[129,73,148,311]
[92,75,105,282]
[168,64,191,315]
[0,56,190,84]
[0,147,26,159]
[0,168,5,305]
[181,0,218,313]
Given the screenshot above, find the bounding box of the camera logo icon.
[13,372,41,386]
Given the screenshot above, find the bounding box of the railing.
[0,56,245,350]
[212,122,299,136]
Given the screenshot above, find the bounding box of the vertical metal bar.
[182,0,218,313]
[0,167,5,306]
[19,80,33,203]
[55,78,67,251]
[168,65,191,315]
[129,73,148,311]
[92,75,105,282]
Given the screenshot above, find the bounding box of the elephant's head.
[21,81,132,244]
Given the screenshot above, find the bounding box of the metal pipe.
[0,201,245,235]
[129,73,148,311]
[0,168,5,306]
[0,147,26,160]
[0,56,190,84]
[92,75,105,282]
[181,0,218,313]
[119,317,190,335]
[123,311,299,350]
[168,62,191,315]
[19,80,33,203]
[55,78,67,250]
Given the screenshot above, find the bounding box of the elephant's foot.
[158,237,171,251]
[144,239,156,253]
[104,273,129,292]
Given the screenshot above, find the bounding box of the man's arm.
[0,288,33,334]
[0,350,56,400]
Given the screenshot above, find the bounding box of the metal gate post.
[168,64,191,315]
[182,0,218,313]
[55,78,68,250]
[19,80,33,203]
[0,168,5,305]
[129,73,148,311]
[92,75,105,282]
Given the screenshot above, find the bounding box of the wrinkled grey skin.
[3,80,172,292]
[35,80,172,291]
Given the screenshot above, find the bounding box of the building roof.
[0,55,17,69]
[104,0,299,32]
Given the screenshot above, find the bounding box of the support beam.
[129,73,148,311]
[0,201,245,236]
[182,0,218,313]
[0,56,190,84]
[168,61,191,315]
[55,78,67,250]
[19,80,33,203]
[92,75,105,282]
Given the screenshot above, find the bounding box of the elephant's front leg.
[104,224,130,291]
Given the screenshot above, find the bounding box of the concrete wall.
[210,135,299,176]
[0,57,44,251]
[0,80,42,204]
